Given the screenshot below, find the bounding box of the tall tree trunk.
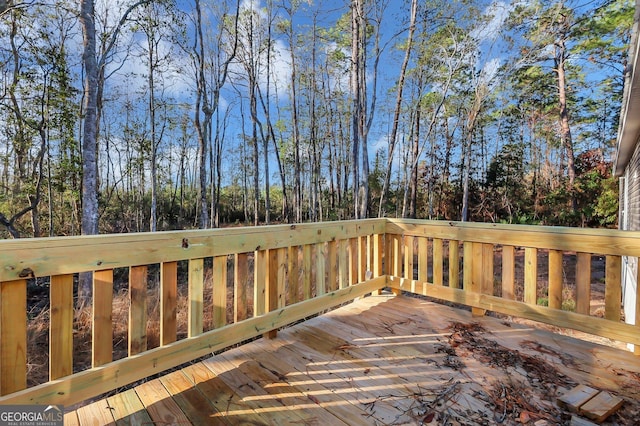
[378,0,417,217]
[555,37,576,208]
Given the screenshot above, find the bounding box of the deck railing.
[0,219,639,407]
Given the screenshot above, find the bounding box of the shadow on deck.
[66,294,640,425]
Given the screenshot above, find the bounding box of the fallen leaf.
[364,368,371,374]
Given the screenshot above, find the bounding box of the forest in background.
[0,0,634,239]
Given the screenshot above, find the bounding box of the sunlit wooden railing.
[1,219,639,408]
[0,220,386,406]
[385,219,640,352]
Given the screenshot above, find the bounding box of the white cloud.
[471,1,513,42]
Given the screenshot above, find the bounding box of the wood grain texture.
[92,269,113,367]
[160,261,178,345]
[213,255,228,328]
[188,258,204,337]
[0,279,26,395]
[50,274,73,379]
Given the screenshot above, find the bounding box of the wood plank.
[135,378,192,425]
[316,242,326,296]
[338,240,348,290]
[524,247,537,305]
[404,235,414,281]
[549,250,563,309]
[605,255,621,322]
[502,245,515,299]
[235,342,367,425]
[202,356,311,425]
[327,240,338,292]
[579,391,624,423]
[359,235,367,282]
[128,266,147,356]
[471,242,485,316]
[159,369,223,425]
[349,238,358,285]
[181,361,268,424]
[0,279,27,395]
[63,411,80,426]
[433,238,443,286]
[265,249,280,339]
[0,220,386,283]
[188,258,204,337]
[463,241,473,291]
[392,234,402,278]
[557,385,599,411]
[92,269,113,367]
[217,351,350,425]
[449,240,460,289]
[254,250,267,317]
[161,261,178,345]
[213,255,228,327]
[234,253,248,323]
[570,415,599,426]
[418,237,428,283]
[302,244,312,299]
[75,399,115,425]
[106,388,153,426]
[287,246,299,304]
[276,248,287,308]
[482,243,494,296]
[576,253,591,315]
[50,274,73,379]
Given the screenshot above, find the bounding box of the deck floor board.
[67,294,640,425]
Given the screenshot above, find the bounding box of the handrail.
[384,219,640,349]
[1,218,639,407]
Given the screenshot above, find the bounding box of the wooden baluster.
[327,240,338,292]
[0,279,26,394]
[418,237,428,295]
[302,245,312,299]
[254,250,267,317]
[404,235,414,284]
[448,240,460,289]
[471,243,485,317]
[576,253,591,315]
[287,246,300,304]
[51,274,74,379]
[316,242,326,296]
[234,254,248,323]
[93,269,114,367]
[277,248,287,308]
[433,238,444,287]
[128,267,147,356]
[605,255,621,322]
[339,240,349,290]
[265,249,279,339]
[463,241,473,291]
[213,256,228,328]
[188,259,204,337]
[548,250,563,309]
[161,262,178,345]
[482,244,494,297]
[524,248,537,305]
[502,246,515,300]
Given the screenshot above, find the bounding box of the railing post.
[128,267,148,356]
[188,258,204,337]
[160,262,178,346]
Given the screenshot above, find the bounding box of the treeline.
[0,0,633,239]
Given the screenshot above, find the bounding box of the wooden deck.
[65,294,640,425]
